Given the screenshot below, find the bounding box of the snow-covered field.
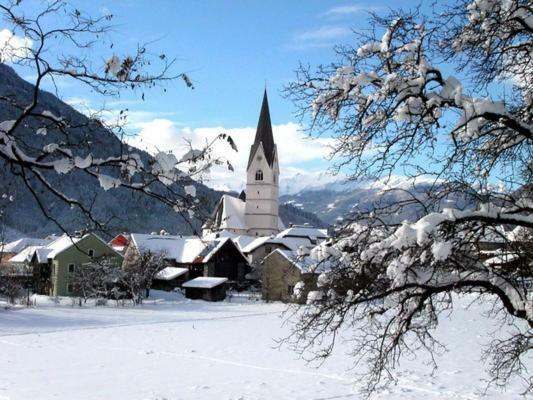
[0,292,530,400]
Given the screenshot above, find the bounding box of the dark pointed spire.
[247,89,276,169]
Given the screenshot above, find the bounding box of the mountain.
[281,177,472,226]
[0,64,323,238]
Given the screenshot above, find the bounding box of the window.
[88,249,94,257]
[287,285,295,295]
[68,264,75,273]
[67,283,74,293]
[255,170,263,181]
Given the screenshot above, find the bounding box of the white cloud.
[64,97,176,130]
[128,119,335,194]
[0,29,32,63]
[323,4,382,17]
[290,26,352,49]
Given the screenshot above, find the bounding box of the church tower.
[244,90,280,236]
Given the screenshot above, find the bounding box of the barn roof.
[183,277,228,289]
[154,267,188,281]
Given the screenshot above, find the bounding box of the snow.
[217,195,247,230]
[182,277,228,289]
[130,233,208,264]
[0,237,53,254]
[7,245,43,264]
[97,173,121,190]
[105,55,121,75]
[277,226,328,241]
[52,158,74,174]
[0,294,529,399]
[42,235,82,259]
[275,249,332,274]
[241,236,294,253]
[154,267,188,280]
[184,184,196,197]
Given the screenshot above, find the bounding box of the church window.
[255,170,263,181]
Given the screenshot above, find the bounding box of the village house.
[124,233,250,285]
[262,249,330,304]
[0,236,55,267]
[9,233,123,296]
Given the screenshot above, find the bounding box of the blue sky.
[8,1,433,193]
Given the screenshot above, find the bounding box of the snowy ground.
[0,292,530,400]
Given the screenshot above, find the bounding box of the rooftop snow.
[274,249,332,274]
[241,236,294,253]
[130,233,208,264]
[277,226,328,241]
[182,277,228,289]
[154,267,188,281]
[1,237,55,254]
[8,245,44,264]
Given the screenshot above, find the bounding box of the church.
[204,90,285,237]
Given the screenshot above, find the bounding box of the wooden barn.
[124,234,250,283]
[182,277,228,302]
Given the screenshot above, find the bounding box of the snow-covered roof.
[130,234,247,265]
[154,267,188,281]
[484,252,520,266]
[130,233,207,264]
[27,233,120,262]
[218,195,247,230]
[478,225,508,243]
[9,245,44,264]
[277,226,328,241]
[10,236,81,264]
[273,249,332,274]
[208,195,285,233]
[231,234,257,251]
[1,237,54,254]
[182,277,228,289]
[241,236,294,253]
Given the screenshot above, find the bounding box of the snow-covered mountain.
[0,64,323,238]
[281,176,470,225]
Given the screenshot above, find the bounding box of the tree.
[285,0,532,395]
[70,256,122,304]
[0,0,236,235]
[0,265,23,304]
[121,249,167,304]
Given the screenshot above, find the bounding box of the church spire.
[247,89,276,169]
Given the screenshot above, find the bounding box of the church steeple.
[244,89,281,236]
[247,89,276,169]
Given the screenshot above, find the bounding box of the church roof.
[247,90,276,169]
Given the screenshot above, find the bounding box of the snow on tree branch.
[285,1,533,395]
